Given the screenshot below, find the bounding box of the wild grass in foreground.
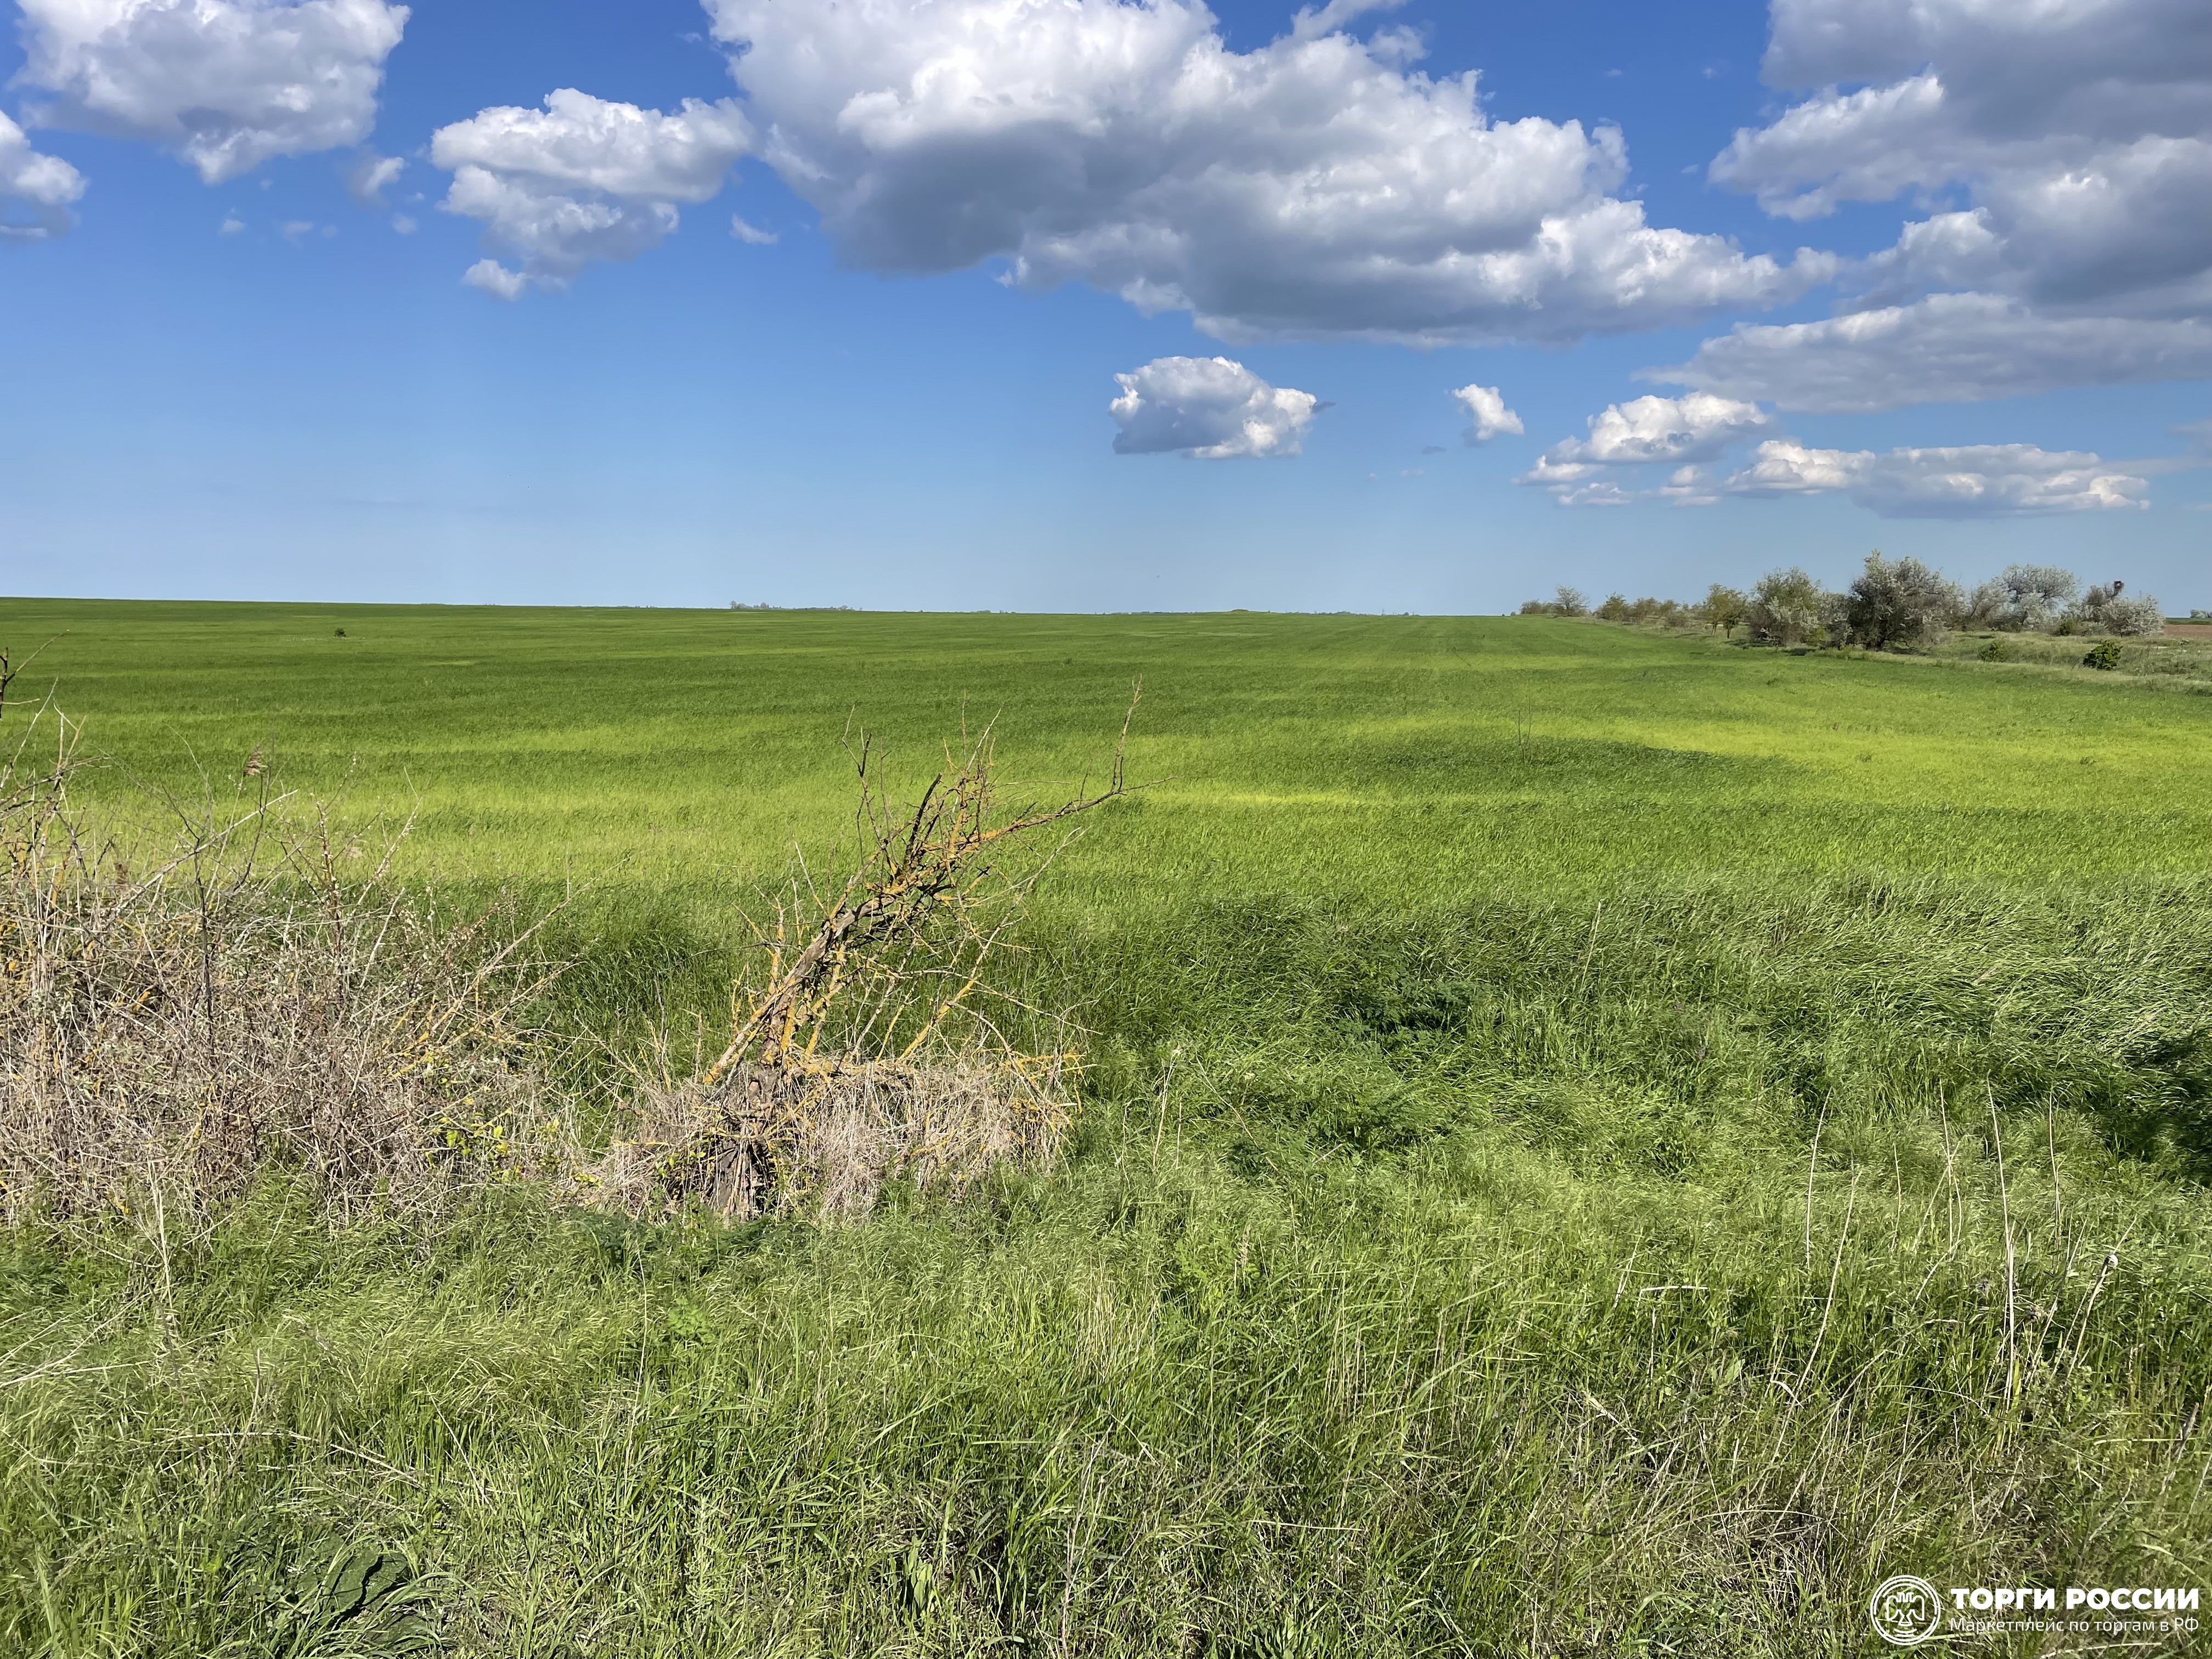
[7,876,2212,1655]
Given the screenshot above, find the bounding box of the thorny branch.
[703,682,1140,1085]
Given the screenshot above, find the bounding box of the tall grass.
[8,878,2210,1654]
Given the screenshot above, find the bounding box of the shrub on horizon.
[1701,584,1750,637]
[1843,552,1962,651]
[1518,586,1591,617]
[2071,580,2165,637]
[1747,567,1827,647]
[1989,564,2080,631]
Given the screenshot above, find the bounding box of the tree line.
[1521,555,2167,651]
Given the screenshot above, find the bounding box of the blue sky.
[2,0,2207,612]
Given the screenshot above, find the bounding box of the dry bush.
[0,710,563,1227]
[584,702,1135,1221]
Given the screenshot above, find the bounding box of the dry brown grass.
[585,1053,1071,1222]
[0,710,565,1227]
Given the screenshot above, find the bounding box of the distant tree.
[1994,564,2079,631]
[1842,552,1963,650]
[2071,579,2165,636]
[2100,597,2151,635]
[1553,585,1589,617]
[1517,599,1550,615]
[1702,584,1750,637]
[1816,588,1852,648]
[1959,578,2010,630]
[1598,592,1630,622]
[1746,567,1825,647]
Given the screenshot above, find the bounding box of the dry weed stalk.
[590,692,1138,1220]
[0,709,563,1226]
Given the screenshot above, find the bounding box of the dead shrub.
[584,699,1136,1221]
[0,710,563,1227]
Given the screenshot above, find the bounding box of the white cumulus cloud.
[13,0,409,185]
[431,88,753,295]
[1692,0,2212,408]
[0,106,84,239]
[461,257,527,300]
[1647,293,2212,413]
[1721,0,2210,225]
[1530,393,1772,478]
[1518,384,2165,516]
[1722,441,2152,518]
[1451,383,1521,445]
[699,0,1831,345]
[1109,356,1319,459]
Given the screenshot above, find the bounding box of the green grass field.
[7,601,2212,1656]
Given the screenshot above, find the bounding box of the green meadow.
[21,598,2212,888]
[7,600,2212,1656]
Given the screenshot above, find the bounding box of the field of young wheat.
[5,600,2211,1656]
